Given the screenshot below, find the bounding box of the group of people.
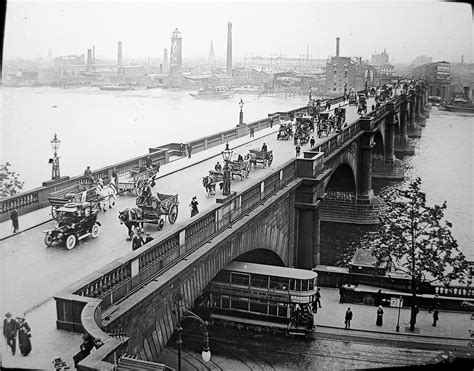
[3,312,32,357]
[132,230,154,251]
[73,333,104,368]
[180,143,193,159]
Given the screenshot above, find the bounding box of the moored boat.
[234,85,265,95]
[439,99,474,113]
[99,84,135,91]
[189,86,233,99]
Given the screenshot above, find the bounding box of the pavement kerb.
[0,103,348,242]
[316,324,470,342]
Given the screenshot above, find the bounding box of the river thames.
[1,87,472,259]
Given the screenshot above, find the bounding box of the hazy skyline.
[3,0,473,64]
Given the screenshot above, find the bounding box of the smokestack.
[87,49,92,71]
[336,37,340,57]
[118,41,123,68]
[163,48,168,73]
[93,45,95,62]
[226,22,232,76]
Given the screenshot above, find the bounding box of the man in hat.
[132,230,144,251]
[73,333,94,367]
[3,312,19,355]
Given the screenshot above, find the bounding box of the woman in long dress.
[16,315,32,356]
[376,306,384,326]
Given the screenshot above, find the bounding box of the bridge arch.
[323,161,357,200]
[373,130,384,160]
[234,249,285,266]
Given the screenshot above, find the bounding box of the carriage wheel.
[51,206,59,220]
[44,233,54,247]
[91,223,100,238]
[157,217,165,230]
[168,204,178,224]
[65,234,77,250]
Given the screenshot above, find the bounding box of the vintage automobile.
[44,202,101,249]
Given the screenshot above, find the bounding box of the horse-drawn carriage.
[277,122,293,140]
[48,180,101,220]
[228,153,251,180]
[118,192,179,238]
[357,95,368,115]
[117,167,157,196]
[44,202,101,249]
[317,112,338,138]
[248,148,273,168]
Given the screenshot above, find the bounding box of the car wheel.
[44,233,54,247]
[65,234,77,250]
[91,223,100,238]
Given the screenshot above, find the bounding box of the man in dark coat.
[339,285,345,304]
[344,308,353,329]
[315,288,322,308]
[187,144,193,159]
[432,310,439,327]
[4,312,19,355]
[17,315,32,356]
[11,208,19,233]
[73,333,95,367]
[132,231,144,251]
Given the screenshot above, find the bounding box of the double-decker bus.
[199,261,318,337]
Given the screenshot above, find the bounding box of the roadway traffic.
[0,98,375,317]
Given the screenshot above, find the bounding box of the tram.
[199,261,317,337]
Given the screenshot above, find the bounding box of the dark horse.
[118,208,144,239]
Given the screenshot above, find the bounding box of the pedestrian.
[339,285,346,304]
[295,144,301,157]
[84,166,93,183]
[269,118,273,128]
[4,312,19,355]
[16,314,32,356]
[249,126,255,138]
[144,233,154,244]
[132,231,144,251]
[73,333,94,368]
[344,307,353,329]
[112,168,119,186]
[187,143,192,159]
[315,288,322,308]
[180,143,185,156]
[310,136,315,148]
[190,196,199,217]
[413,305,420,325]
[375,288,383,307]
[10,208,19,233]
[311,297,319,314]
[429,294,440,313]
[432,310,439,327]
[376,306,384,326]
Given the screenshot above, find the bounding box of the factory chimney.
[87,49,92,71]
[336,37,340,57]
[226,22,232,76]
[118,41,123,69]
[163,48,168,74]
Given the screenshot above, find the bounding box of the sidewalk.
[0,124,279,241]
[315,287,473,346]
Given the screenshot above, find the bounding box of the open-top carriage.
[248,148,273,168]
[277,122,293,140]
[228,153,251,180]
[135,192,179,231]
[44,202,101,249]
[48,180,101,220]
[117,167,157,196]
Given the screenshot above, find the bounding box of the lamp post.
[396,295,402,332]
[221,143,233,196]
[174,287,211,371]
[238,98,244,126]
[49,133,61,180]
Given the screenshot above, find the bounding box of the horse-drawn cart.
[135,192,179,230]
[228,154,251,180]
[277,122,293,140]
[48,181,100,220]
[117,167,157,196]
[248,148,273,168]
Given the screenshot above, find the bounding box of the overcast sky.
[3,0,473,64]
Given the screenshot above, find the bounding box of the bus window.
[214,270,231,284]
[302,280,309,291]
[291,279,301,291]
[222,295,230,309]
[250,274,269,290]
[231,297,249,311]
[268,304,278,316]
[270,276,289,290]
[308,279,314,291]
[231,272,250,287]
[250,300,268,314]
[211,293,221,307]
[277,304,288,318]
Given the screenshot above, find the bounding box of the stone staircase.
[320,196,384,225]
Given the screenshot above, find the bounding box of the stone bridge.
[51,84,431,369]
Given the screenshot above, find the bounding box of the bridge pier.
[372,102,404,180]
[295,201,321,268]
[395,93,415,156]
[408,89,422,138]
[415,85,427,126]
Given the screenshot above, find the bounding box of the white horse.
[96,178,118,212]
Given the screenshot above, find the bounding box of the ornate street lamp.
[174,287,211,371]
[239,99,244,126]
[396,295,402,332]
[49,133,61,180]
[221,143,233,196]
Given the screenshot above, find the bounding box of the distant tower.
[208,41,215,65]
[226,22,232,76]
[118,41,123,70]
[163,48,168,73]
[169,28,182,87]
[336,37,340,57]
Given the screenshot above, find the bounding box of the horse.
[95,178,117,212]
[202,176,216,197]
[118,208,144,239]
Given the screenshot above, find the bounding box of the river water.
[1,88,472,259]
